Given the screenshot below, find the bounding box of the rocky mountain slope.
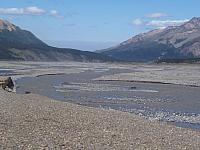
[98,17,200,62]
[0,19,114,62]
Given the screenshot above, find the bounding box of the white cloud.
[146,19,189,28]
[0,7,46,15]
[50,10,58,16]
[24,7,46,15]
[0,8,23,15]
[132,18,189,29]
[0,7,63,18]
[49,10,63,18]
[132,18,143,26]
[146,13,168,18]
[0,7,63,19]
[132,12,189,29]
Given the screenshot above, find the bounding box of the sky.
[0,0,200,51]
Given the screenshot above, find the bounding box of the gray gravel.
[0,90,200,149]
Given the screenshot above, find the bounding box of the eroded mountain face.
[100,17,200,62]
[0,20,18,32]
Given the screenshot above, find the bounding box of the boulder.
[0,77,14,91]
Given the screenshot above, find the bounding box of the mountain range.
[2,18,200,63]
[0,19,114,62]
[98,17,200,62]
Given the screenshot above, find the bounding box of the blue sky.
[0,0,199,50]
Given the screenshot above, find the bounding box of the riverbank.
[0,89,200,149]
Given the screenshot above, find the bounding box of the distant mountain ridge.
[98,17,200,62]
[0,19,114,62]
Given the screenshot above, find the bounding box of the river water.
[16,69,200,130]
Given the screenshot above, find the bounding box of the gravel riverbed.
[1,61,200,149]
[0,90,200,149]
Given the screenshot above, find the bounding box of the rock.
[130,86,137,90]
[25,91,31,94]
[0,77,14,91]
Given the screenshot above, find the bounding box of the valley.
[1,61,200,130]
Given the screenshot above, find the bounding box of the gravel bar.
[0,90,200,149]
